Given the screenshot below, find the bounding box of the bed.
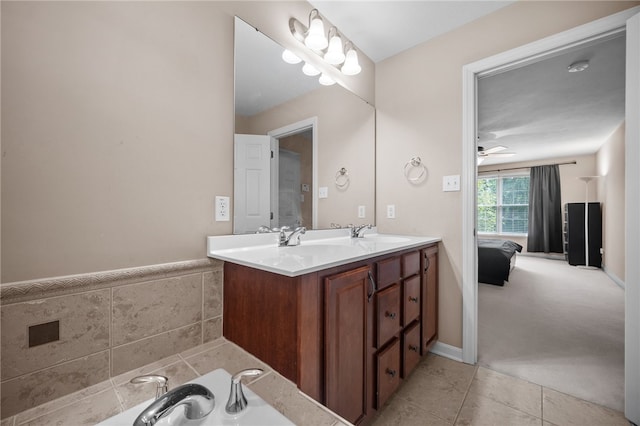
[478,239,523,286]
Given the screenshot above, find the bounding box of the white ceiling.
[237,2,626,166]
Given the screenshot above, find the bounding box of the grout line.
[453,363,479,425]
[180,353,203,377]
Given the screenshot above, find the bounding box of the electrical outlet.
[215,196,230,221]
[319,187,328,199]
[358,205,366,218]
[386,204,396,219]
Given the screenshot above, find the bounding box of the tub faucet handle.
[130,375,169,399]
[225,368,264,414]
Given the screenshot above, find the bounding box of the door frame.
[461,6,640,421]
[269,117,318,229]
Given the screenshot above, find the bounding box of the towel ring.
[335,167,350,188]
[404,157,427,184]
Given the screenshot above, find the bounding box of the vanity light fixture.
[282,49,302,64]
[324,27,345,65]
[304,9,328,51]
[284,8,363,84]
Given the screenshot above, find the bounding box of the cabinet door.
[376,337,401,408]
[422,246,438,353]
[402,321,421,378]
[376,284,401,347]
[325,265,370,425]
[402,275,420,326]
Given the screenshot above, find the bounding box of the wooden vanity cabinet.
[223,243,438,425]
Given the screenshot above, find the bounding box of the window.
[478,174,529,234]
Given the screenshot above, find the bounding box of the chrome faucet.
[255,225,273,233]
[133,383,215,426]
[351,224,372,238]
[279,226,306,246]
[225,368,264,414]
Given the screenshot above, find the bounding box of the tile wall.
[0,259,223,418]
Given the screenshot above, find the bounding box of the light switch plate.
[386,204,396,219]
[443,175,461,192]
[319,187,328,199]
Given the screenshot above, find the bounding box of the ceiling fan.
[477,145,516,164]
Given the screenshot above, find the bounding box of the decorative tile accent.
[16,388,121,426]
[1,351,110,418]
[1,290,110,380]
[111,323,202,376]
[542,388,628,426]
[0,259,221,304]
[203,269,223,319]
[112,274,202,346]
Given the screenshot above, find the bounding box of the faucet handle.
[226,368,264,414]
[130,375,169,399]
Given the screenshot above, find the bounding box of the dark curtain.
[527,165,563,253]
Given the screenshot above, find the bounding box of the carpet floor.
[478,255,625,412]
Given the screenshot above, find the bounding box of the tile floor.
[0,340,630,425]
[371,354,630,426]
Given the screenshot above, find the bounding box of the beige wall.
[375,1,637,348]
[478,154,598,254]
[242,85,376,228]
[597,122,626,281]
[0,1,375,283]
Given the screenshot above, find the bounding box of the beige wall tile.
[1,351,110,418]
[1,417,14,426]
[184,342,269,377]
[543,388,628,426]
[115,360,198,410]
[203,269,223,319]
[203,317,222,343]
[1,290,110,380]
[178,338,226,359]
[111,323,201,375]
[17,388,121,426]
[248,372,337,426]
[456,392,541,426]
[112,274,202,346]
[468,367,542,418]
[110,355,181,386]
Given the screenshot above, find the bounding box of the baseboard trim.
[429,341,464,363]
[603,267,625,289]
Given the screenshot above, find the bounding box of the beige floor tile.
[114,360,198,409]
[372,394,450,426]
[183,342,270,377]
[468,367,542,418]
[542,388,628,426]
[394,354,476,422]
[455,392,542,426]
[17,388,121,426]
[248,371,338,426]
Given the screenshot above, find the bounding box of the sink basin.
[97,369,293,426]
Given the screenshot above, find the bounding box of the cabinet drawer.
[402,275,420,326]
[376,338,401,408]
[402,322,421,378]
[376,256,401,290]
[402,251,420,278]
[377,284,401,347]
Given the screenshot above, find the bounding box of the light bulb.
[302,62,321,76]
[341,49,361,76]
[319,73,336,86]
[282,49,302,64]
[305,17,328,51]
[324,34,345,65]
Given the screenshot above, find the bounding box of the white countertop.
[207,229,440,277]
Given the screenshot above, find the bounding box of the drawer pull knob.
[409,296,419,303]
[385,311,397,319]
[386,368,397,378]
[409,345,419,352]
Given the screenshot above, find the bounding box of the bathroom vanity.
[207,231,440,425]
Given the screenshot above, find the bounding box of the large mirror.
[234,17,375,234]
